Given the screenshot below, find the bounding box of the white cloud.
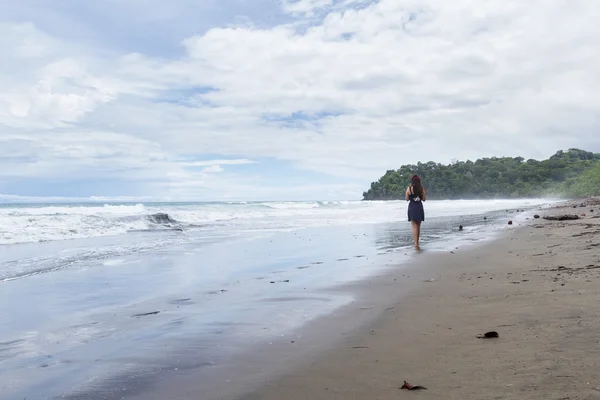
[2,0,600,200]
[280,0,372,16]
[0,193,158,203]
[281,0,333,15]
[202,165,224,173]
[180,159,258,167]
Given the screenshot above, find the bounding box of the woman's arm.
[405,187,410,201]
[422,187,427,201]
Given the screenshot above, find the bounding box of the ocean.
[0,199,550,281]
[0,199,553,399]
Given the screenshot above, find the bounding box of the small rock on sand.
[477,331,499,339]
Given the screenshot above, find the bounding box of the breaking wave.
[0,199,556,282]
[0,205,191,245]
[0,199,552,246]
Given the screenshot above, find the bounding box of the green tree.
[362,148,600,200]
[571,164,600,197]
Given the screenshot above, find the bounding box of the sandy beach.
[237,199,600,400]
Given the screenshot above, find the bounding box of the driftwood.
[132,311,160,318]
[401,381,427,390]
[543,214,580,221]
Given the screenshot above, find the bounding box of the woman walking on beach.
[406,175,426,249]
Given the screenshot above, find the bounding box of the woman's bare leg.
[411,221,419,248]
[416,221,421,246]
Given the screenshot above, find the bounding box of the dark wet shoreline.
[0,205,544,400]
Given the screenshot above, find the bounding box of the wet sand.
[237,199,600,400]
[3,217,509,400]
[0,204,560,399]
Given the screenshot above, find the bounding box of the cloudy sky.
[1,0,600,201]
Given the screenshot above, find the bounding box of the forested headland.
[362,149,600,200]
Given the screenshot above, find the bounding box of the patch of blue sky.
[262,110,345,129]
[153,86,219,107]
[0,0,289,57]
[0,178,148,198]
[176,153,248,163]
[243,159,356,186]
[181,154,356,186]
[288,0,378,34]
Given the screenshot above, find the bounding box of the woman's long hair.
[411,175,423,197]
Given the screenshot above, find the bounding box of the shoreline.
[0,202,554,399]
[113,203,556,400]
[228,199,600,400]
[52,223,441,400]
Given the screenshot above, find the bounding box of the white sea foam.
[0,199,555,246]
[102,259,126,267]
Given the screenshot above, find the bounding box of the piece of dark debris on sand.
[543,214,580,221]
[132,311,160,318]
[477,331,499,339]
[401,381,427,390]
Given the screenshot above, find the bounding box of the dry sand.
[239,200,600,400]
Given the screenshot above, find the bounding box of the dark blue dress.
[407,187,425,222]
